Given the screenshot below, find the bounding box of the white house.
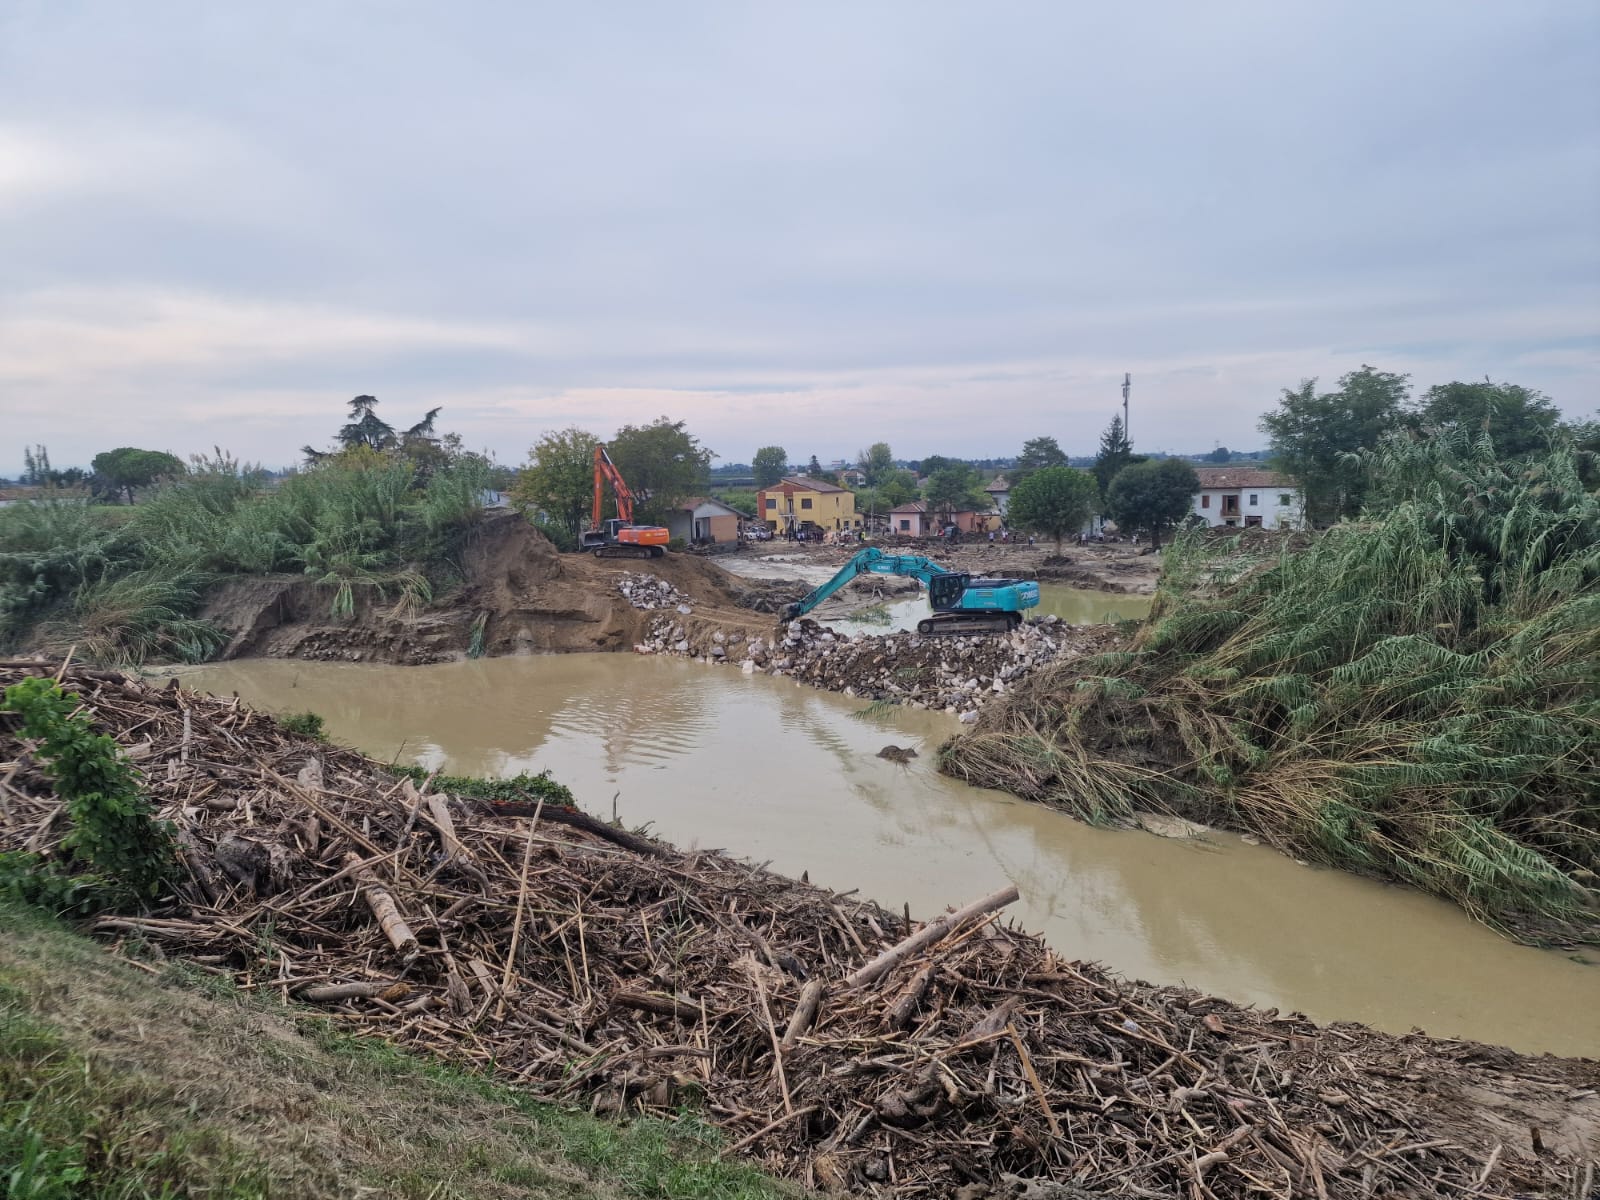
[1189,468,1303,530]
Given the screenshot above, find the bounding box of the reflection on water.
[177,654,1597,1055]
[825,584,1149,637]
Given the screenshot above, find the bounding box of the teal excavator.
[782,547,1040,636]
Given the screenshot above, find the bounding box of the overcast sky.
[3,1,1596,472]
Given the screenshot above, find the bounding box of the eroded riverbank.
[174,653,1599,1056]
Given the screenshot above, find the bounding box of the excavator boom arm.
[592,445,636,527]
[785,549,953,619]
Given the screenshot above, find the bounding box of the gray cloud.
[2,0,1595,469]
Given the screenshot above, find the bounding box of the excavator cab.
[927,572,970,612]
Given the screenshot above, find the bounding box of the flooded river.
[177,655,1596,1055]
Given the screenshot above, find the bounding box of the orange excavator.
[580,444,670,558]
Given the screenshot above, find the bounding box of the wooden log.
[882,963,936,1031]
[425,795,464,863]
[174,824,221,904]
[470,797,668,858]
[780,978,827,1052]
[299,980,412,1003]
[613,991,703,1020]
[343,852,419,963]
[845,884,1019,989]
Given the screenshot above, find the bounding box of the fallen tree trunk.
[846,885,1019,989]
[344,852,419,963]
[470,798,668,858]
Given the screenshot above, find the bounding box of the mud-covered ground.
[721,538,1164,595]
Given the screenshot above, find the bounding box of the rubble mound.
[636,615,1121,716]
[616,572,691,611]
[2,661,1594,1199]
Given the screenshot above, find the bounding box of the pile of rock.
[616,573,692,612]
[634,615,1118,718]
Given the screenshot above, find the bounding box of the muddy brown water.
[175,654,1597,1056]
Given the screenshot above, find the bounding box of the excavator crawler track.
[916,612,1023,637]
[593,544,664,559]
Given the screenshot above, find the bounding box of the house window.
[898,519,910,531]
[1279,494,1291,506]
[1245,515,1263,527]
[1201,494,1210,509]
[1222,495,1240,516]
[800,498,812,510]
[765,498,776,510]
[1249,494,1258,506]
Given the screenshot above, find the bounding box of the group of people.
[776,524,865,545]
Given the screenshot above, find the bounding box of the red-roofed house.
[1189,467,1303,529]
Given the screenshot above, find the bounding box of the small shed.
[667,496,744,545]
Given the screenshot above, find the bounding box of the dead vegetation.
[1,660,1596,1199]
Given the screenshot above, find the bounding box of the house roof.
[1192,467,1293,489]
[679,496,743,516]
[984,476,1010,493]
[888,500,983,516]
[772,475,848,493]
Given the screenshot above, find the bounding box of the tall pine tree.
[1092,415,1142,500]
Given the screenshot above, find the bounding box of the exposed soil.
[3,661,1596,1199]
[202,513,774,665]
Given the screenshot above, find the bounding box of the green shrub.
[278,711,327,741]
[387,765,575,807]
[2,677,173,902]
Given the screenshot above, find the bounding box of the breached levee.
[2,661,1596,1199]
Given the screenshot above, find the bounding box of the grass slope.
[0,904,794,1200]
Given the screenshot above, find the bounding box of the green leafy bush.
[387,765,575,807]
[2,677,173,902]
[277,711,327,741]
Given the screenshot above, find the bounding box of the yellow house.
[757,476,860,534]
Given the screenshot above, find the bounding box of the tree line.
[1259,369,1595,525]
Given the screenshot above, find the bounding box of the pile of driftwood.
[1,662,1595,1199]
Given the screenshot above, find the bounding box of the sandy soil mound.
[202,514,774,664]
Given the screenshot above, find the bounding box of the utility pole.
[1121,373,1131,441]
